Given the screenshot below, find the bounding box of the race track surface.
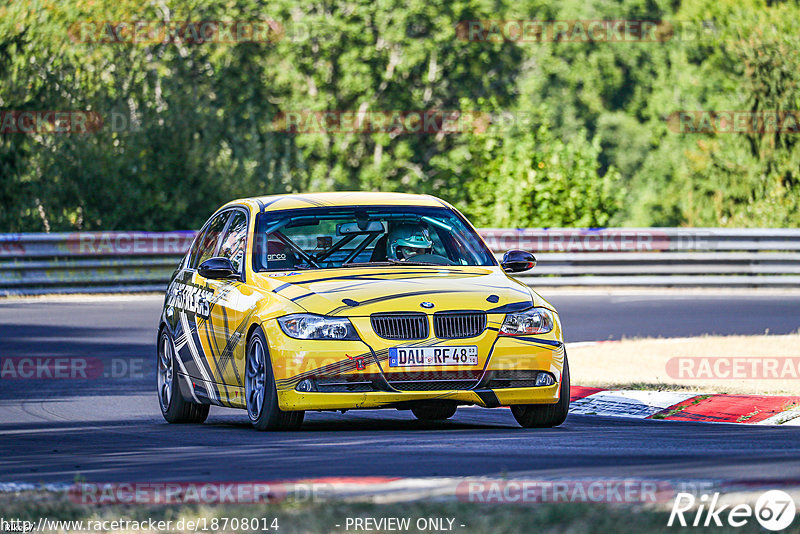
[1,292,799,485]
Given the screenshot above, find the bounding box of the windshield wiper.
[341,261,394,268]
[387,259,443,266]
[341,259,441,267]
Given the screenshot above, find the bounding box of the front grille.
[371,313,429,340]
[485,370,540,389]
[433,312,486,339]
[386,370,481,391]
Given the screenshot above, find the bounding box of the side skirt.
[177,373,246,408]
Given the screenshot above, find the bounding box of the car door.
[171,210,231,404]
[192,208,254,407]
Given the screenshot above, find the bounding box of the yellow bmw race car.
[157,192,569,430]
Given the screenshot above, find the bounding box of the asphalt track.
[1,292,799,485]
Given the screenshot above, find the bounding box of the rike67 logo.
[669,490,796,531]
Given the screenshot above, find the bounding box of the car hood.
[252,266,551,316]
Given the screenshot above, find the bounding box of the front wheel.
[158,329,209,424]
[245,327,304,431]
[511,355,570,428]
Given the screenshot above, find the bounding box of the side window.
[192,211,231,269]
[186,231,205,268]
[218,211,248,273]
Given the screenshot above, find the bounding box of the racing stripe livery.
[158,192,568,428]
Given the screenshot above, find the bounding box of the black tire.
[158,329,210,424]
[511,354,570,428]
[246,326,305,431]
[411,403,458,421]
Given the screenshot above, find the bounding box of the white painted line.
[565,342,598,349]
[0,482,72,492]
[569,390,698,419]
[757,408,800,426]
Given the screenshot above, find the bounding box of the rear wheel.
[158,329,209,424]
[245,327,304,431]
[411,403,457,421]
[511,355,570,428]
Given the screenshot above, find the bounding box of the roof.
[227,192,448,212]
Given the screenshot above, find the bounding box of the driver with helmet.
[386,223,433,261]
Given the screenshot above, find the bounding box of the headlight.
[499,308,555,336]
[277,314,360,340]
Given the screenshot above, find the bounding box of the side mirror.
[198,257,238,280]
[501,250,536,273]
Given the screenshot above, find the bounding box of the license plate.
[388,346,479,367]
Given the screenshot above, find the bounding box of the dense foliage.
[1,0,798,231]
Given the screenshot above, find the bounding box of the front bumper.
[263,313,565,411]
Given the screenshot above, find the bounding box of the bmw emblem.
[420,301,434,309]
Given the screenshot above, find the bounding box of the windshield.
[253,206,496,271]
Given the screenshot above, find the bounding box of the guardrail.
[482,228,800,287]
[1,228,799,295]
[0,232,195,296]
